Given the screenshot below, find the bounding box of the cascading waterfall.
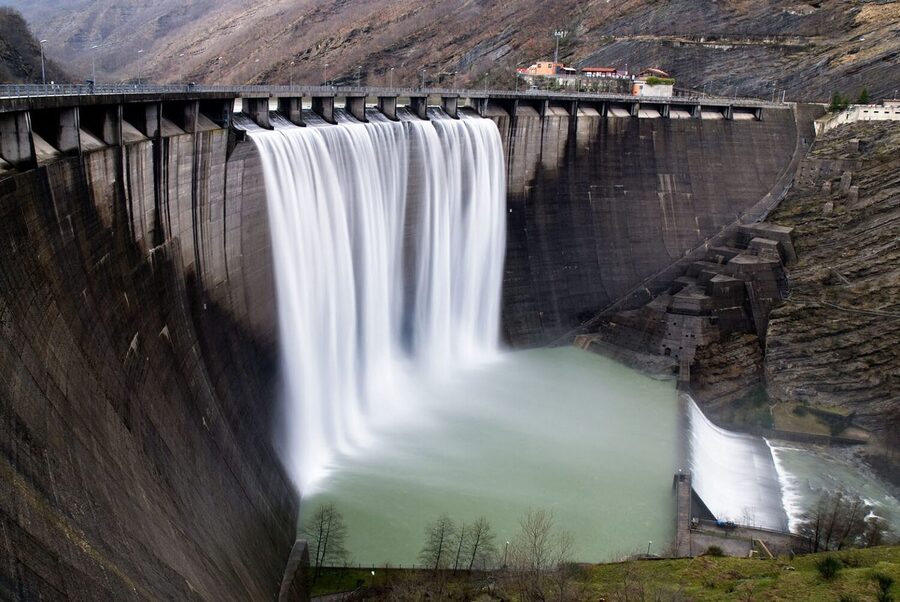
[250,110,506,492]
[687,397,790,530]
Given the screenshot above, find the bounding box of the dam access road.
[0,84,815,600]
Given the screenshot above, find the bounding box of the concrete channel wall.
[0,90,802,599]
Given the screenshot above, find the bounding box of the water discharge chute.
[687,397,789,531]
[250,111,506,492]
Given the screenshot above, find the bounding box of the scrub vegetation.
[314,546,900,600]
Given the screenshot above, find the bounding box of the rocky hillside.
[0,8,67,83]
[765,121,900,435]
[3,0,898,100]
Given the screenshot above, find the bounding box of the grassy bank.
[585,546,899,601]
[313,546,900,600]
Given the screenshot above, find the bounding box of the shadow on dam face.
[490,105,802,347]
[0,98,804,599]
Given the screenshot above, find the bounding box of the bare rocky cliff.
[765,122,900,433]
[5,0,899,101]
[570,112,899,458]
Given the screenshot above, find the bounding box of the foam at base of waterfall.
[688,397,789,531]
[250,113,506,492]
[766,441,807,532]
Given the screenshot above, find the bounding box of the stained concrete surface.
[0,129,295,600]
[493,107,800,346]
[0,104,804,599]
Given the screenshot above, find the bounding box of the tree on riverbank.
[466,517,498,571]
[797,490,893,552]
[420,514,457,574]
[507,508,576,601]
[301,503,349,580]
[419,515,499,573]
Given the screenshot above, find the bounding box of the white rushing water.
[687,397,789,531]
[768,441,900,533]
[250,110,506,491]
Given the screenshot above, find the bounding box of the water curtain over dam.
[688,398,789,531]
[250,112,506,491]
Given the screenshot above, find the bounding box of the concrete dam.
[0,87,802,599]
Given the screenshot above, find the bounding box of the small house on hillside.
[580,66,621,78]
[633,67,675,97]
[518,61,565,76]
[638,67,671,79]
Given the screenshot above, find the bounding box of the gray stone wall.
[0,130,295,600]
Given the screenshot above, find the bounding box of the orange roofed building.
[518,61,566,76]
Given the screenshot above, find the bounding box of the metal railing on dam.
[0,80,792,174]
[0,82,784,109]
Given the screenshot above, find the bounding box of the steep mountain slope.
[766,121,900,430]
[4,0,898,100]
[0,8,68,83]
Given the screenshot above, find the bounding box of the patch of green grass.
[817,555,843,580]
[314,547,900,600]
[311,567,388,596]
[716,385,774,429]
[583,547,900,601]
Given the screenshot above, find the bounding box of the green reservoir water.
[299,347,679,566]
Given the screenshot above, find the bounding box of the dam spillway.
[249,112,506,491]
[0,89,809,598]
[687,397,789,531]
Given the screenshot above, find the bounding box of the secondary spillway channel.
[250,109,506,491]
[687,396,789,530]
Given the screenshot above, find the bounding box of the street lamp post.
[91,44,99,84]
[324,63,329,87]
[39,39,47,85]
[290,61,295,89]
[421,68,426,89]
[647,541,652,556]
[137,49,144,87]
[503,541,510,569]
[389,67,394,88]
[515,60,528,93]
[356,65,362,88]
[553,30,568,65]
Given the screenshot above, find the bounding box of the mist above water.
[248,106,862,563]
[250,111,506,491]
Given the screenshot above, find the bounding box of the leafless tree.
[301,502,349,580]
[419,514,457,574]
[797,490,876,552]
[452,522,467,572]
[862,516,900,548]
[508,509,576,601]
[466,516,498,571]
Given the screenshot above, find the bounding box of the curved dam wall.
[487,103,799,345]
[0,93,801,599]
[0,109,294,600]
